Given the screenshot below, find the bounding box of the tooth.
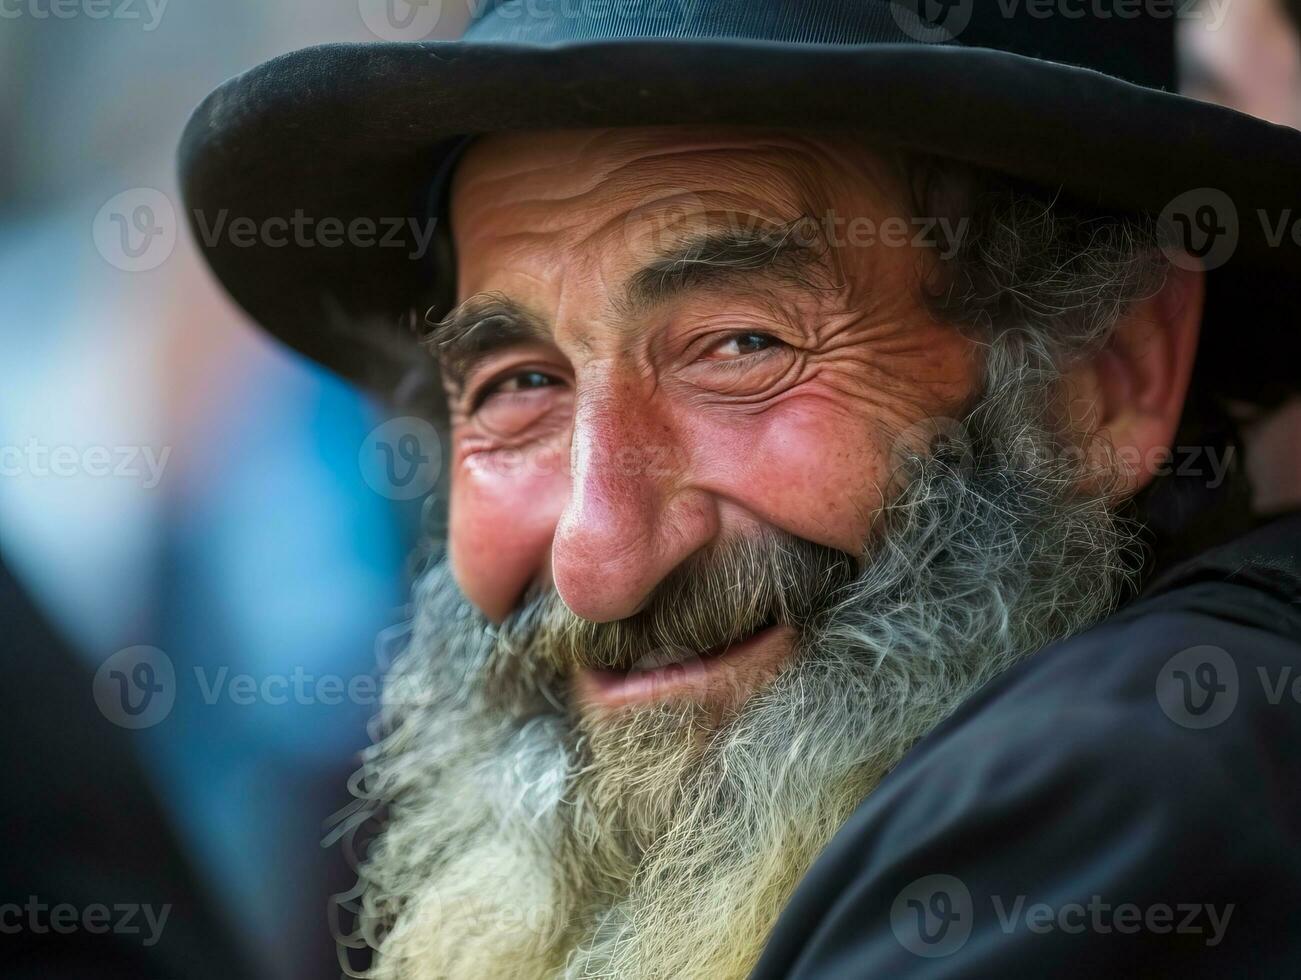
[631,645,692,671]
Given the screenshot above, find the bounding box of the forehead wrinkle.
[592,132,848,181]
[452,129,894,273]
[449,128,918,359]
[598,154,827,221]
[591,136,913,262]
[455,128,906,225]
[458,128,832,191]
[452,132,621,205]
[452,192,612,259]
[580,174,830,314]
[452,170,640,265]
[583,155,869,310]
[478,138,846,242]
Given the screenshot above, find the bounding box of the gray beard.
[335,354,1139,980]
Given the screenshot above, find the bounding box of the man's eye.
[713,332,783,358]
[490,370,558,394]
[471,369,562,412]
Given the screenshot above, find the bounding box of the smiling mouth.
[573,621,798,710]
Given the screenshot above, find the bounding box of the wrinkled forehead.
[446,125,912,303]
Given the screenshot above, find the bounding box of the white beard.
[338,365,1137,980]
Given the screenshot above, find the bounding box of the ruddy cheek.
[684,405,888,556]
[753,416,887,553]
[449,447,570,622]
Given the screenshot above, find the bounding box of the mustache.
[492,532,859,676]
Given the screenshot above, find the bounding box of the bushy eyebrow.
[425,293,550,388]
[427,216,831,387]
[617,216,831,318]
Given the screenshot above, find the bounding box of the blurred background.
[0,4,476,979]
[0,1,1295,978]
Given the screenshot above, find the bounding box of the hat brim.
[179,38,1301,400]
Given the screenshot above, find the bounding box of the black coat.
[754,513,1301,978]
[0,556,252,979]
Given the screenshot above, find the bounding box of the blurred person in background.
[0,3,470,977]
[1182,0,1301,127]
[1181,0,1301,515]
[0,552,251,978]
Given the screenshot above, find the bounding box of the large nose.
[551,369,717,622]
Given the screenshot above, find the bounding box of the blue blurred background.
[0,4,475,978]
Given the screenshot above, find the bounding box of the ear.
[1063,262,1204,498]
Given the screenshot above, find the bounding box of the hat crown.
[465,0,1175,90]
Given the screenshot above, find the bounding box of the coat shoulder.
[754,515,1301,979]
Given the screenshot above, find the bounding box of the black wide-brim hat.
[180,0,1301,402]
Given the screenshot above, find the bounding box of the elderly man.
[182,2,1301,977]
